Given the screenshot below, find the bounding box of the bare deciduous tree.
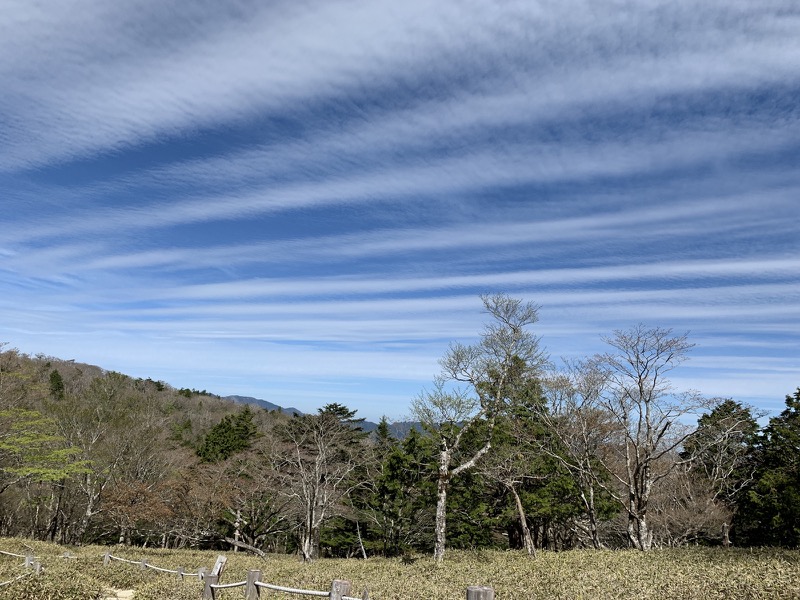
[647,458,732,547]
[591,324,714,550]
[540,360,618,549]
[272,404,366,562]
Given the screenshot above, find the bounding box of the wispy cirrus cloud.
[1,0,798,419]
[2,0,798,173]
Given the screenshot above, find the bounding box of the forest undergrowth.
[2,538,800,600]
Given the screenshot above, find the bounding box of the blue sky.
[1,0,798,422]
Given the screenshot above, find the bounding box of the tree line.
[1,295,798,561]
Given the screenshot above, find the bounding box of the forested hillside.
[1,301,798,561]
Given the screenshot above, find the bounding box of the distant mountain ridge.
[224,395,304,416]
[224,394,420,438]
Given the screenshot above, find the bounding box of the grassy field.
[1,538,799,599]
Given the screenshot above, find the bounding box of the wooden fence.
[3,548,497,599]
[0,548,42,587]
[104,551,370,600]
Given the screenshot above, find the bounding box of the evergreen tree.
[197,405,258,463]
[674,399,761,544]
[736,389,800,546]
[374,416,394,451]
[362,427,436,555]
[49,369,65,401]
[684,399,760,507]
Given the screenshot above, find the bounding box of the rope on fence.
[107,555,140,565]
[253,581,330,596]
[106,550,354,600]
[104,551,206,580]
[0,571,33,588]
[252,578,364,599]
[147,564,180,574]
[209,579,246,590]
[197,572,362,600]
[5,547,492,600]
[0,552,42,588]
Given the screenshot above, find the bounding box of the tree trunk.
[223,536,267,558]
[299,523,322,562]
[627,512,652,551]
[300,490,322,562]
[434,453,449,563]
[356,521,367,559]
[509,484,535,557]
[300,529,315,562]
[580,484,602,549]
[46,482,63,542]
[233,508,241,552]
[76,492,98,543]
[627,469,654,551]
[638,517,652,550]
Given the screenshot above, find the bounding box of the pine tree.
[736,389,800,546]
[49,369,65,401]
[197,405,258,463]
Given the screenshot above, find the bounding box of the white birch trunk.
[434,448,450,563]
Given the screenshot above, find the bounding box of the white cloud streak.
[2,0,798,172]
[2,0,799,419]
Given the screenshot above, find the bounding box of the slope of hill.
[225,394,304,415]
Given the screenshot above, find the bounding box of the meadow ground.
[1,538,799,599]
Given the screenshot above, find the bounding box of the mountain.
[224,395,420,438]
[224,395,304,416]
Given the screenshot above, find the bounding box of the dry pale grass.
[1,539,799,599]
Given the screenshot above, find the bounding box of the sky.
[1,0,798,422]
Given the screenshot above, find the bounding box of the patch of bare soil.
[102,588,134,599]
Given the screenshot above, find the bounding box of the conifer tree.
[197,405,258,463]
[736,389,800,546]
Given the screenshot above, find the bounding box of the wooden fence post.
[210,555,227,578]
[329,579,351,600]
[140,560,148,571]
[198,566,208,579]
[246,569,262,600]
[177,566,184,579]
[203,574,219,599]
[466,585,495,600]
[24,554,33,568]
[103,551,110,566]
